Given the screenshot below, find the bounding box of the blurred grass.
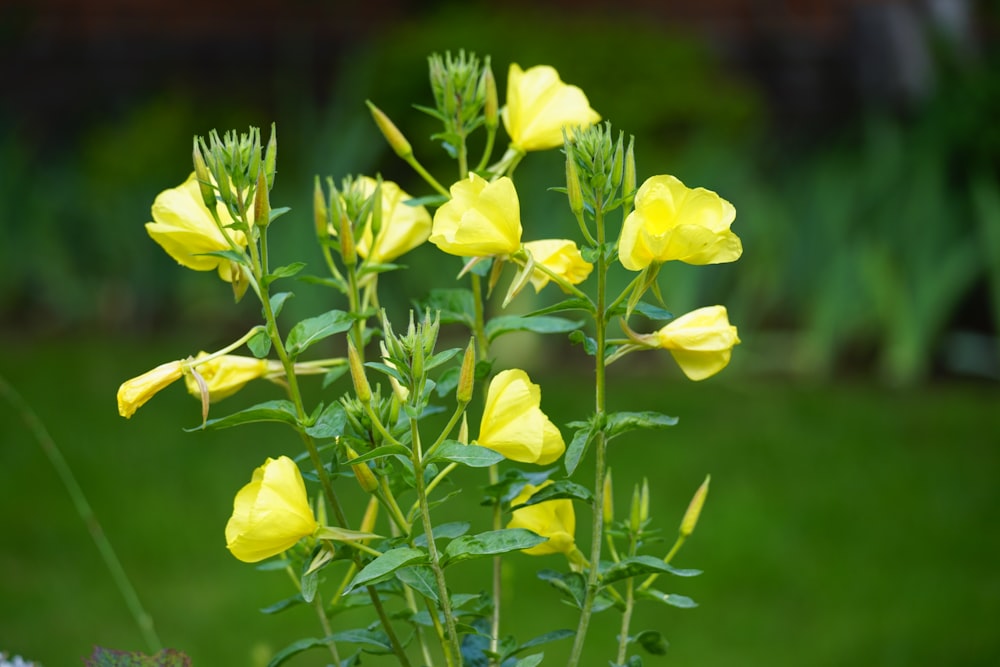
[1,335,998,665]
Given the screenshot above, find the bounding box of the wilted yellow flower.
[430,174,522,257]
[507,481,575,555]
[651,306,740,381]
[353,176,431,263]
[502,64,601,152]
[117,360,184,419]
[145,173,248,281]
[475,369,564,465]
[184,352,272,402]
[523,239,593,292]
[225,456,318,563]
[618,175,742,271]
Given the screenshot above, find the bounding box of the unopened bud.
[348,339,371,403]
[192,139,216,209]
[264,123,277,190]
[360,495,379,534]
[639,477,650,524]
[253,167,270,228]
[346,445,379,494]
[623,135,636,206]
[366,101,412,158]
[457,412,469,444]
[456,338,476,404]
[339,210,357,267]
[610,131,624,190]
[565,141,584,216]
[680,475,710,538]
[629,483,642,534]
[602,469,614,524]
[313,177,328,239]
[483,58,498,130]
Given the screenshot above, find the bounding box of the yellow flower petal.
[507,481,576,556]
[225,456,317,563]
[430,174,522,257]
[117,360,184,419]
[654,306,741,381]
[523,239,593,292]
[502,64,601,152]
[353,177,432,263]
[476,369,565,464]
[184,352,271,402]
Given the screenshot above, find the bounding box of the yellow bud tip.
[347,340,372,403]
[680,474,710,537]
[366,101,412,158]
[456,338,476,404]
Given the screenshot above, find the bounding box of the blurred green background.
[2,1,999,665]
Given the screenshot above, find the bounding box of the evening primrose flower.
[225,456,318,563]
[618,175,742,271]
[475,369,564,465]
[353,176,432,263]
[639,306,740,381]
[430,173,522,257]
[145,173,248,281]
[523,239,593,292]
[507,481,575,556]
[502,64,601,152]
[117,360,184,419]
[184,352,274,402]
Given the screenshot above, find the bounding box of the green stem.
[616,580,636,666]
[489,464,502,663]
[404,153,450,197]
[638,534,686,592]
[0,373,163,654]
[312,594,343,665]
[368,585,413,667]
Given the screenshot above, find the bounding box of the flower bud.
[348,339,372,403]
[366,101,412,158]
[456,338,476,404]
[680,475,710,538]
[339,209,357,267]
[117,360,184,418]
[623,135,636,205]
[346,445,379,494]
[263,123,277,191]
[253,167,270,228]
[640,477,650,524]
[602,469,614,525]
[192,138,216,209]
[483,58,498,131]
[564,140,584,217]
[313,176,328,239]
[629,483,643,534]
[610,131,624,190]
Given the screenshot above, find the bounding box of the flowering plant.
[117,51,741,666]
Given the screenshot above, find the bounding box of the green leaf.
[425,347,461,372]
[247,328,272,358]
[305,402,347,438]
[396,565,439,603]
[322,365,349,388]
[442,529,546,565]
[329,628,393,651]
[516,629,575,652]
[565,418,599,477]
[268,206,291,224]
[435,366,460,397]
[413,521,472,547]
[513,654,544,667]
[300,554,320,603]
[512,479,592,507]
[631,301,673,321]
[269,291,294,318]
[602,555,682,585]
[267,637,328,667]
[415,288,475,327]
[524,297,594,317]
[569,330,597,356]
[85,647,192,667]
[260,594,304,615]
[285,309,354,357]
[634,629,669,656]
[640,587,699,608]
[347,444,411,465]
[537,569,586,608]
[263,262,306,287]
[187,400,298,432]
[345,547,428,592]
[427,441,505,468]
[605,411,678,440]
[485,315,583,342]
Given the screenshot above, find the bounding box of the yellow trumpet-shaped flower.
[353,176,432,264]
[184,352,273,402]
[523,239,593,292]
[649,306,741,381]
[145,173,248,281]
[502,64,601,152]
[507,481,576,556]
[618,175,742,271]
[225,456,318,563]
[475,369,565,465]
[430,173,522,257]
[117,360,184,419]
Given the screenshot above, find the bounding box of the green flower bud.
[367,101,412,158]
[348,339,371,403]
[680,475,710,538]
[456,338,476,404]
[264,123,277,190]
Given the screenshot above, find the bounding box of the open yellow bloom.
[618,175,742,271]
[353,176,432,263]
[430,174,522,257]
[502,64,601,152]
[475,369,564,465]
[523,239,593,292]
[225,456,318,563]
[507,481,576,556]
[117,360,184,419]
[145,173,248,281]
[653,306,740,381]
[184,352,273,402]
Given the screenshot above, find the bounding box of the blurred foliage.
[1,7,998,384]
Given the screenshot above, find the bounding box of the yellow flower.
[117,360,184,419]
[430,174,522,257]
[507,481,575,556]
[225,456,318,563]
[184,352,272,402]
[145,173,248,281]
[475,369,564,465]
[502,64,601,152]
[353,176,432,263]
[652,306,740,381]
[523,239,593,292]
[618,175,742,271]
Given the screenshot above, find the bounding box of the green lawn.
[1,335,998,666]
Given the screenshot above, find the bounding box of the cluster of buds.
[428,50,497,145]
[194,125,276,227]
[566,122,635,218]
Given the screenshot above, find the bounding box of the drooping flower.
[117,360,184,419]
[225,456,318,563]
[647,306,740,381]
[430,173,522,257]
[145,173,248,281]
[618,175,742,271]
[507,481,576,556]
[502,64,601,152]
[353,176,432,263]
[523,239,593,292]
[184,352,273,402]
[475,369,565,465]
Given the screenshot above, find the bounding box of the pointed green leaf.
[442,529,546,566]
[396,565,439,603]
[425,347,461,372]
[187,400,298,431]
[268,291,294,318]
[525,297,595,317]
[513,654,544,667]
[517,629,575,652]
[286,309,354,357]
[305,402,347,438]
[634,629,669,656]
[537,569,586,608]
[427,441,505,468]
[565,418,599,476]
[569,330,597,356]
[631,301,673,321]
[413,521,471,548]
[605,411,678,440]
[247,328,272,358]
[346,444,411,465]
[329,628,393,651]
[485,315,584,342]
[260,593,304,615]
[263,262,306,287]
[346,547,428,592]
[602,555,683,585]
[267,637,327,667]
[640,587,699,608]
